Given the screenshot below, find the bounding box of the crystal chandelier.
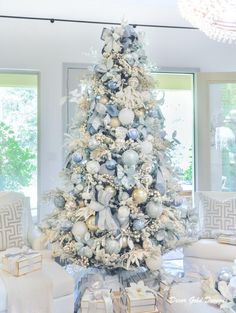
[178,0,236,43]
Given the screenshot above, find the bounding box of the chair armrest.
[28,225,48,251]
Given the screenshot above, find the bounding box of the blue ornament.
[72,152,83,163]
[105,159,117,170]
[54,195,65,209]
[61,220,73,232]
[106,104,119,117]
[127,128,139,140]
[107,81,119,91]
[133,219,145,231]
[88,125,97,135]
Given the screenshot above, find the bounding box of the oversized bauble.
[110,117,121,128]
[218,269,233,283]
[86,216,98,232]
[122,149,139,166]
[54,195,65,209]
[146,201,163,219]
[118,108,134,126]
[86,160,100,174]
[127,128,139,140]
[118,206,130,218]
[141,141,153,154]
[105,239,121,255]
[106,104,119,117]
[88,137,99,150]
[72,221,88,239]
[104,185,116,197]
[132,188,148,204]
[99,95,109,105]
[133,219,145,230]
[72,152,83,163]
[105,159,117,170]
[128,77,139,89]
[145,254,162,271]
[61,220,73,232]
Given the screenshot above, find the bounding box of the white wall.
[0,18,236,219]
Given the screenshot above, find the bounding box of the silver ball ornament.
[122,149,139,166]
[105,239,121,255]
[118,108,134,126]
[72,152,83,163]
[105,159,117,170]
[61,220,73,232]
[133,219,145,230]
[127,128,139,140]
[146,201,163,219]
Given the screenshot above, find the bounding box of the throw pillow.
[199,193,236,238]
[0,198,24,250]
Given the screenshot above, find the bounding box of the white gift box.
[1,247,42,277]
[125,281,157,313]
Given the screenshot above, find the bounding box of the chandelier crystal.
[179,0,236,43]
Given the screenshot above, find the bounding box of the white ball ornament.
[88,137,99,150]
[141,141,153,154]
[118,206,130,218]
[105,239,121,255]
[72,222,88,239]
[86,160,100,174]
[118,108,134,126]
[146,201,163,219]
[122,149,139,166]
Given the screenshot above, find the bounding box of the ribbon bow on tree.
[89,188,119,231]
[126,281,155,298]
[101,27,122,53]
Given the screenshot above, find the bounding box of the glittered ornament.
[122,149,139,166]
[54,195,65,209]
[146,201,163,219]
[132,188,148,204]
[72,152,83,163]
[133,219,145,230]
[105,159,117,170]
[218,269,233,283]
[118,108,134,126]
[127,128,139,140]
[72,221,88,239]
[86,160,100,174]
[99,95,109,105]
[86,216,98,232]
[110,117,121,128]
[61,220,73,232]
[106,104,119,117]
[105,239,121,255]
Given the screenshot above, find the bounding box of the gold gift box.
[2,251,42,277]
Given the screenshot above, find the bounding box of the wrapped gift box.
[1,248,42,277]
[125,281,158,313]
[81,289,123,313]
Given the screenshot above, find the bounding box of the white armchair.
[0,192,74,313]
[184,191,236,274]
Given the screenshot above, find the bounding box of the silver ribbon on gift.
[89,189,118,231]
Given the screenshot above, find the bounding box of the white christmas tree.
[42,24,190,271]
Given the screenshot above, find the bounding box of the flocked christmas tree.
[42,24,191,271]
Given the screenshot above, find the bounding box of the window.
[0,72,38,215]
[152,73,194,193]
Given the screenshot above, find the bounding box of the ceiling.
[0,0,189,26]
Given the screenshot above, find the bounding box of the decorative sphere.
[88,137,99,150]
[105,159,117,170]
[105,239,121,255]
[127,128,139,140]
[128,77,139,89]
[122,149,139,166]
[104,185,116,197]
[72,222,88,239]
[118,206,130,218]
[118,108,134,126]
[132,188,148,204]
[146,201,163,219]
[218,269,233,283]
[83,246,93,258]
[86,216,98,232]
[72,152,83,163]
[61,220,73,232]
[110,117,121,128]
[141,141,153,154]
[133,219,145,230]
[86,160,100,174]
[99,95,109,105]
[107,80,119,91]
[54,195,65,209]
